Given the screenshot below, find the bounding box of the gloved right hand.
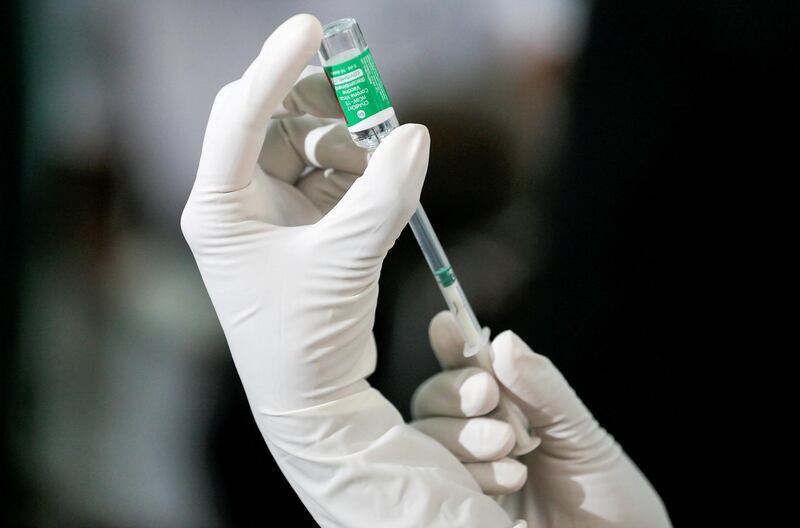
[412,311,672,527]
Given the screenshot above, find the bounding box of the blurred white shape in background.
[491,0,589,61]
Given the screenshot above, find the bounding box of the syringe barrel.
[408,206,485,353]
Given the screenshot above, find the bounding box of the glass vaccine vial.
[319,18,400,150]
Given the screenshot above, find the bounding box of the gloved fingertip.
[491,329,567,416]
[493,458,528,493]
[369,123,430,184]
[265,13,323,55]
[491,330,527,371]
[344,123,429,228]
[313,124,429,254]
[429,310,455,334]
[233,14,325,135]
[491,329,538,388]
[429,311,467,369]
[467,419,514,461]
[459,370,500,417]
[491,329,519,354]
[407,123,431,145]
[385,122,430,145]
[429,310,457,343]
[466,458,527,496]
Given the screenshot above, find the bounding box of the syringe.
[320,18,539,455]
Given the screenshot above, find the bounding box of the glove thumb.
[491,331,611,459]
[315,124,429,262]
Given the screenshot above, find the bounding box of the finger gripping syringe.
[320,18,538,456]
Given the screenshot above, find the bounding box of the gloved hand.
[412,311,673,527]
[182,14,521,527]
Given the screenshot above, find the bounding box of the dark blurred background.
[2,1,791,526]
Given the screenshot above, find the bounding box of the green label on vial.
[324,48,393,129]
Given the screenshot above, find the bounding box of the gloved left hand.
[411,311,672,527]
[182,14,519,527]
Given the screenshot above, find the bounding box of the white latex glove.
[412,311,673,527]
[182,14,521,527]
